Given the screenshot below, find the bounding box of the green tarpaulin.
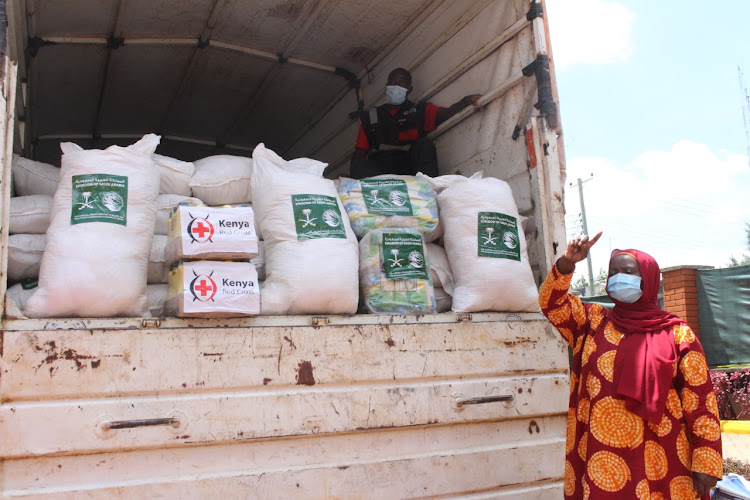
[696,265,750,367]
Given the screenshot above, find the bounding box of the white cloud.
[546,0,634,69]
[564,141,750,281]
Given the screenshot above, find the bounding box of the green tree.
[727,223,750,267]
[572,275,588,293]
[728,255,750,267]
[572,268,608,296]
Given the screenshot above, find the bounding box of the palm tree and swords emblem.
[77,191,95,209]
[299,208,317,227]
[482,227,498,246]
[388,248,404,267]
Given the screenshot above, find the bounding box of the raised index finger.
[588,231,603,247]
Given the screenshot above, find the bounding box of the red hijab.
[607,249,686,423]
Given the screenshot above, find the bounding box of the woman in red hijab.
[539,232,722,499]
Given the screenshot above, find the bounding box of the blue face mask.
[385,85,408,105]
[607,273,643,303]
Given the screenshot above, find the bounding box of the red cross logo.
[195,279,213,296]
[188,217,214,243]
[193,222,210,238]
[190,274,217,302]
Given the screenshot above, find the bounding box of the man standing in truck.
[349,68,481,179]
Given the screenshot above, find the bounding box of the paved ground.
[723,432,750,462]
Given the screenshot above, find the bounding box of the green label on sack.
[20,278,38,290]
[291,194,347,240]
[382,232,429,280]
[71,174,128,226]
[477,212,521,260]
[361,179,413,216]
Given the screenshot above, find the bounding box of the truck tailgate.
[0,314,568,498]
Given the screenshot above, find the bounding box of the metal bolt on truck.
[0,0,569,497]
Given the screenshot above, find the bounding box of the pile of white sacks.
[6,135,540,318]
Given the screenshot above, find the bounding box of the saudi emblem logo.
[408,251,424,268]
[503,231,518,249]
[77,191,95,210]
[389,190,407,207]
[187,213,215,243]
[101,192,124,212]
[322,209,341,227]
[190,270,217,302]
[388,248,404,267]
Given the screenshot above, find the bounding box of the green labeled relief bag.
[250,143,359,315]
[359,228,436,314]
[437,175,539,313]
[336,175,439,241]
[25,134,161,318]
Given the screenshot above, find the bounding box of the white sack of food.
[165,260,260,318]
[165,204,258,264]
[154,194,203,234]
[146,284,168,317]
[251,143,358,315]
[148,235,169,284]
[9,195,53,234]
[25,134,161,318]
[189,155,253,205]
[434,287,453,313]
[6,282,37,316]
[418,171,483,193]
[359,228,436,314]
[336,175,440,241]
[12,155,60,196]
[252,240,266,281]
[152,154,195,196]
[8,234,45,281]
[426,243,454,294]
[437,174,539,313]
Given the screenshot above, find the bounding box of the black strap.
[522,54,558,128]
[359,103,377,150]
[415,101,428,138]
[526,1,543,21]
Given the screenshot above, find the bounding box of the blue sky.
[546,0,750,282]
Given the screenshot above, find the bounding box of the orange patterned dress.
[540,264,722,499]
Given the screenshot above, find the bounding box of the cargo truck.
[0,0,569,497]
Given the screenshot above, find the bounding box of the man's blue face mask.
[385,85,408,105]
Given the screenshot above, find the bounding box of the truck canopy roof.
[10,0,475,166]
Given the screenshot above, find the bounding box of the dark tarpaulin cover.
[696,265,750,366]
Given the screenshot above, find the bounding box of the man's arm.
[435,94,481,126]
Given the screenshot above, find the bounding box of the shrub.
[724,457,750,480]
[710,369,750,420]
[728,369,750,420]
[711,370,734,419]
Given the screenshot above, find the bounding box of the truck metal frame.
[0,1,569,497]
